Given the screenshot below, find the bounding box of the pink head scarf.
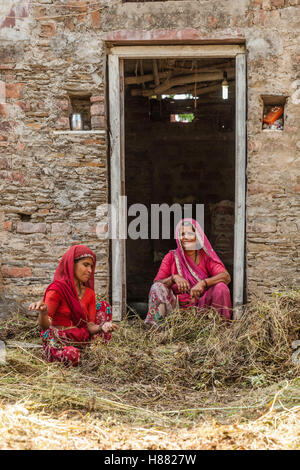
[174,218,225,287]
[43,245,96,328]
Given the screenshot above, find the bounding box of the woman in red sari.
[145,219,232,326]
[28,245,117,366]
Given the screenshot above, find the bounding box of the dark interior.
[124,58,236,313]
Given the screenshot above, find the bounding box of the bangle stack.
[203,279,208,289]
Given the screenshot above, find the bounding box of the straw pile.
[0,290,299,449]
[84,290,300,391]
[0,391,299,450]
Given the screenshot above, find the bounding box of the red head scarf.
[43,245,96,328]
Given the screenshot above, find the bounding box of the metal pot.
[71,113,83,130]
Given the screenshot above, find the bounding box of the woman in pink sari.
[145,219,232,326]
[28,245,117,366]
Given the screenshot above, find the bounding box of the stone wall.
[0,0,109,314]
[0,0,299,314]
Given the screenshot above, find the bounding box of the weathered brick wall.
[0,0,109,313]
[0,0,299,313]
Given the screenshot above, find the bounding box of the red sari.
[41,245,112,366]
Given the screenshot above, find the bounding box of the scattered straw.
[83,290,300,391]
[0,290,299,449]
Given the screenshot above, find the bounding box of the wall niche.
[69,94,92,131]
[261,95,286,131]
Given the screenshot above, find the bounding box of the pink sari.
[145,219,232,325]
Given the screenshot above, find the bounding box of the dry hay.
[0,383,299,450]
[0,290,299,449]
[84,290,300,391]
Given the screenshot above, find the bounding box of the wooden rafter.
[125,71,169,85]
[131,70,235,97]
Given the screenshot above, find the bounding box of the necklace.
[76,282,85,300]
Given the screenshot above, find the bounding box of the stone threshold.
[53,130,105,135]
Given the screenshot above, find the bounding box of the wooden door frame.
[108,45,247,320]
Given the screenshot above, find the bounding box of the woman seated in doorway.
[145,218,232,326]
[28,244,117,367]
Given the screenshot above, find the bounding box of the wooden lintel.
[110,45,245,59]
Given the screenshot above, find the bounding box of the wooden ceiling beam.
[125,71,169,85]
[131,71,235,97]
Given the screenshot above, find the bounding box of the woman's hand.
[29,301,51,330]
[101,322,118,334]
[190,281,206,299]
[28,301,48,314]
[87,323,101,336]
[173,274,190,294]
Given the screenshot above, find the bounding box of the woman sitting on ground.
[145,218,232,326]
[29,244,117,366]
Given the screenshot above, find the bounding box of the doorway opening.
[124,58,236,316]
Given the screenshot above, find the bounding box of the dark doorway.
[124,58,236,315]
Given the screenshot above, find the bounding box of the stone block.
[0,81,5,103]
[91,102,104,116]
[82,138,105,146]
[56,117,70,130]
[16,222,47,234]
[16,101,31,112]
[27,122,42,130]
[17,142,25,152]
[64,17,75,31]
[249,217,277,233]
[248,183,281,196]
[40,22,56,38]
[0,296,24,319]
[66,1,87,13]
[90,95,104,104]
[0,104,8,117]
[2,266,32,278]
[9,171,26,183]
[278,219,298,233]
[55,98,69,112]
[0,157,9,169]
[3,221,12,231]
[51,223,71,235]
[0,121,11,132]
[91,115,105,130]
[91,11,101,29]
[5,83,24,100]
[262,0,272,9]
[270,0,284,6]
